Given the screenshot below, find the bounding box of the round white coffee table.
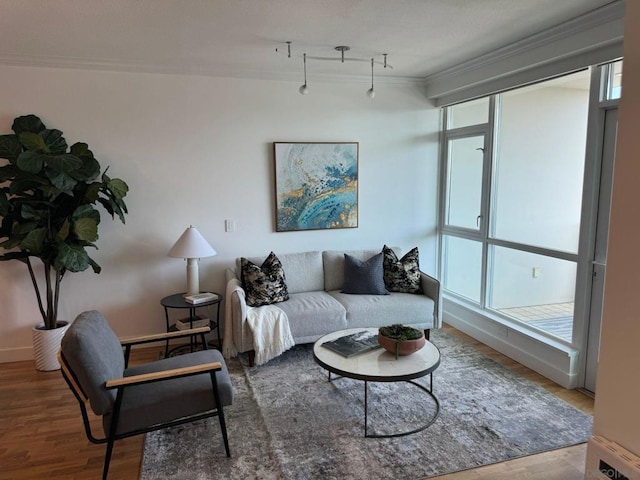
[313,327,441,438]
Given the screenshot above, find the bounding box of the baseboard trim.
[444,304,580,389]
[0,346,34,364]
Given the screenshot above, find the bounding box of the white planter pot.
[32,321,70,371]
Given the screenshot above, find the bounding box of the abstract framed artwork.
[273,142,359,232]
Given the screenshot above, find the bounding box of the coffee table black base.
[328,373,440,438]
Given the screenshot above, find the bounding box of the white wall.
[591,0,640,457]
[0,65,440,361]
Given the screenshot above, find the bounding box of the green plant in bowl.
[378,324,425,359]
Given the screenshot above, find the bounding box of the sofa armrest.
[225,266,238,284]
[420,271,442,328]
[224,268,252,354]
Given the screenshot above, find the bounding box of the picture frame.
[273,142,359,232]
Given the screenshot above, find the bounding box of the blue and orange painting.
[274,143,358,231]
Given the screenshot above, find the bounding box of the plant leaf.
[16,151,46,173]
[107,178,129,199]
[13,221,38,235]
[112,197,128,223]
[38,184,62,201]
[73,204,100,222]
[20,228,47,254]
[0,135,22,162]
[73,217,98,242]
[84,182,101,203]
[21,204,49,222]
[12,115,46,135]
[56,242,90,272]
[43,154,83,192]
[98,197,115,217]
[0,164,20,182]
[0,251,30,262]
[69,142,94,159]
[71,156,100,181]
[69,142,99,180]
[45,168,77,193]
[47,154,83,173]
[40,129,68,155]
[0,191,8,215]
[57,219,70,241]
[88,256,102,274]
[19,132,49,153]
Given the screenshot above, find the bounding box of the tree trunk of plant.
[26,258,47,325]
[44,263,56,330]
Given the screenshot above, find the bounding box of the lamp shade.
[168,226,217,259]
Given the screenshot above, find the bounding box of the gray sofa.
[224,248,442,363]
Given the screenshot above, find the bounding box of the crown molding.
[424,0,625,103]
[0,53,425,86]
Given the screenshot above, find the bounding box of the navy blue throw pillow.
[342,253,389,295]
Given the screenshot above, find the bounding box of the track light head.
[366,58,375,99]
[299,53,309,95]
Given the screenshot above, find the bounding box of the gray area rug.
[140,330,592,479]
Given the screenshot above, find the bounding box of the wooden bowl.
[378,331,426,358]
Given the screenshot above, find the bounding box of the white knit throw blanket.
[223,278,294,365]
[246,304,294,366]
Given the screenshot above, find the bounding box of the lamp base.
[186,258,200,296]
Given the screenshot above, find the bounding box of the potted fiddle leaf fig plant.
[0,114,129,370]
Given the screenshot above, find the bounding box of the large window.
[440,70,591,344]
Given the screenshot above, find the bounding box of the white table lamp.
[168,226,217,296]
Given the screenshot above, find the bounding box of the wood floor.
[0,324,594,480]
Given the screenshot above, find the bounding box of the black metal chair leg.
[103,387,125,479]
[102,437,115,480]
[210,371,230,457]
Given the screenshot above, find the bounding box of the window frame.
[438,72,592,344]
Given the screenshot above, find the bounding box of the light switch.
[225,219,236,232]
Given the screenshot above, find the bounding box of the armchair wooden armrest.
[105,361,222,389]
[120,326,211,346]
[120,326,212,367]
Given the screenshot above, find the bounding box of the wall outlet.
[225,219,236,232]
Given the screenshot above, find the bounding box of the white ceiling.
[0,0,619,82]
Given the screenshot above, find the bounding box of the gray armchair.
[59,310,233,480]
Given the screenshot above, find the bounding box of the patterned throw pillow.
[241,252,289,307]
[382,245,423,294]
[342,252,389,295]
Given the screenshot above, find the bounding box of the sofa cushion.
[323,248,401,291]
[241,252,289,307]
[342,253,389,295]
[383,245,423,294]
[328,290,434,330]
[237,251,323,294]
[276,291,347,338]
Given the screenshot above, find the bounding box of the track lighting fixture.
[276,42,392,97]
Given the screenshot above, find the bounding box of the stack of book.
[175,315,210,330]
